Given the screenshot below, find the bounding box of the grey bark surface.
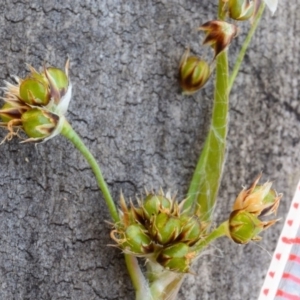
[0,1,299,300]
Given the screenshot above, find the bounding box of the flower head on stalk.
[227,173,282,244]
[0,60,72,143]
[110,190,206,273]
[199,20,238,59]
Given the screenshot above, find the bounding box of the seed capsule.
[228,174,282,244]
[177,215,203,246]
[228,210,264,244]
[0,102,27,123]
[119,224,154,255]
[149,213,181,245]
[45,67,69,101]
[21,108,59,139]
[19,78,50,106]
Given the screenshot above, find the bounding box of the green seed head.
[21,108,59,139]
[228,0,255,21]
[179,55,211,94]
[19,78,50,106]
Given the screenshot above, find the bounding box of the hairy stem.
[147,260,185,300]
[125,255,152,300]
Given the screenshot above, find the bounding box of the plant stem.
[61,120,147,297]
[184,1,229,223]
[60,119,119,222]
[125,255,152,300]
[146,260,184,300]
[228,2,266,92]
[150,271,184,300]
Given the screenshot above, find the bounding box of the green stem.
[184,40,229,222]
[61,120,148,297]
[193,221,228,253]
[61,119,119,222]
[228,2,266,92]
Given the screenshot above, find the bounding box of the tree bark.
[0,1,299,299]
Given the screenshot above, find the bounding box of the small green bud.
[143,194,172,219]
[46,67,69,97]
[179,49,211,94]
[21,108,59,139]
[157,243,195,273]
[149,213,181,245]
[228,0,255,21]
[0,103,13,123]
[19,78,50,106]
[122,224,154,255]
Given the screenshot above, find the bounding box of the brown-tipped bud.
[21,108,60,140]
[199,20,238,59]
[232,173,282,217]
[45,66,69,104]
[177,215,203,246]
[149,213,181,245]
[228,0,255,21]
[179,48,211,94]
[157,243,195,273]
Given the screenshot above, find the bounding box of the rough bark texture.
[0,1,299,300]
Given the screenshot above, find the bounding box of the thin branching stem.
[193,221,228,253]
[61,119,119,222]
[229,2,266,92]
